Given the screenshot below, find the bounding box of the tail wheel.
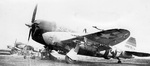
[117,57,122,63]
[24,56,26,59]
[65,56,75,64]
[118,60,122,63]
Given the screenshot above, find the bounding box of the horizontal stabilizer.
[125,51,150,57]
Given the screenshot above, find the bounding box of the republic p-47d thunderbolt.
[25,5,150,63]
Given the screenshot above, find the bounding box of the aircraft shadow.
[40,58,148,66]
[0,53,11,55]
[75,61,146,66]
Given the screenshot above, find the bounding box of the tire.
[65,56,75,64]
[24,56,26,59]
[118,60,122,63]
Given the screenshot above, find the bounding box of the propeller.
[92,26,103,30]
[26,5,38,41]
[31,5,38,23]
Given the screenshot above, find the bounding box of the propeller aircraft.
[7,40,35,55]
[25,5,150,63]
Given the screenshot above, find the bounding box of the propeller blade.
[28,29,32,41]
[92,26,103,30]
[25,24,32,28]
[31,5,38,23]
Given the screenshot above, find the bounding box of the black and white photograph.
[0,0,150,66]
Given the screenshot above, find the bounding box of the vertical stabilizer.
[125,37,136,50]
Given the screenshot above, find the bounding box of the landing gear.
[40,47,57,60]
[40,51,57,60]
[65,56,75,64]
[24,56,26,59]
[118,60,122,63]
[117,57,122,63]
[40,51,46,59]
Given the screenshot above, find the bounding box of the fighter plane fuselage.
[30,19,134,59]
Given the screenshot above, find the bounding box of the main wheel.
[65,56,75,64]
[118,60,122,63]
[24,56,26,59]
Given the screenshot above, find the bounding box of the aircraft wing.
[62,29,130,46]
[125,51,150,57]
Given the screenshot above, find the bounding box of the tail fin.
[125,37,136,50]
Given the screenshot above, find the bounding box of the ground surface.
[0,52,150,66]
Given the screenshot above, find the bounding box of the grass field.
[0,51,150,66]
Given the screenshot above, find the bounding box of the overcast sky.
[0,0,150,52]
